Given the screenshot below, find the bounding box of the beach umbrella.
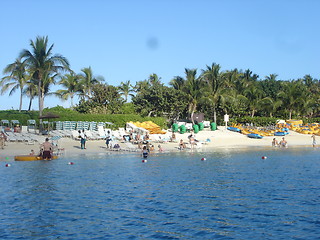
[38,112,60,120]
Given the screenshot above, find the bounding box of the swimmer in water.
[142,146,149,159]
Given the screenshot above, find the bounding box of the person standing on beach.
[41,138,53,160]
[82,129,87,149]
[311,133,317,147]
[79,129,87,149]
[105,136,112,149]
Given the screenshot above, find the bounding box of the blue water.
[1,148,320,240]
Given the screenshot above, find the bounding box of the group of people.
[272,137,288,147]
[272,134,317,148]
[141,143,164,159]
[178,134,199,150]
[78,129,87,149]
[28,138,53,160]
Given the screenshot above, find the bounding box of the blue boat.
[274,132,286,136]
[227,127,241,133]
[247,133,263,139]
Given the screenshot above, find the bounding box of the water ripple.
[0,149,320,239]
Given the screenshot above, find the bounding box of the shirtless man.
[41,138,53,160]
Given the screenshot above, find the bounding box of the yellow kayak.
[14,155,58,161]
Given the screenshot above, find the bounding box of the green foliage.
[119,103,136,114]
[133,82,188,120]
[0,110,39,125]
[0,108,168,129]
[74,83,124,114]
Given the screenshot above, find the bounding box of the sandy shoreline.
[0,127,316,160]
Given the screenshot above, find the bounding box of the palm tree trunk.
[38,80,43,116]
[39,92,44,116]
[19,91,23,112]
[213,110,217,124]
[251,109,255,118]
[28,97,33,111]
[71,95,74,108]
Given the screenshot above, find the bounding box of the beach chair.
[6,132,17,142]
[27,119,37,132]
[72,130,80,140]
[55,121,63,130]
[76,121,84,130]
[124,142,139,152]
[1,120,10,128]
[83,121,90,130]
[84,130,94,140]
[11,120,20,127]
[70,121,77,130]
[97,126,107,138]
[89,121,97,131]
[63,121,71,130]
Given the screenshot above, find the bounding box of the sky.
[1,0,320,110]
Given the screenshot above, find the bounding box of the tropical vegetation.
[1,36,320,127]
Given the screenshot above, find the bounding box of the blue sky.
[1,0,319,110]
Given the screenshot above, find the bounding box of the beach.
[0,127,316,160]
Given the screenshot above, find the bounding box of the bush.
[0,108,168,130]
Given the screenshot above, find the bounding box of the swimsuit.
[143,150,148,159]
[42,150,52,159]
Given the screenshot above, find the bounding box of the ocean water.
[1,148,320,240]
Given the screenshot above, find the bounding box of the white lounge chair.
[124,142,139,152]
[97,126,107,139]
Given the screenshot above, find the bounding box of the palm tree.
[169,76,185,90]
[265,73,278,81]
[118,80,134,102]
[0,57,28,111]
[243,83,264,117]
[55,72,81,107]
[183,68,203,124]
[201,63,222,123]
[148,73,162,86]
[78,66,104,99]
[278,80,306,119]
[20,36,69,117]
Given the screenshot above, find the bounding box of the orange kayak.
[14,155,58,161]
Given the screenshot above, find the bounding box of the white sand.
[0,126,315,160]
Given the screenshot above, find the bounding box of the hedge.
[0,110,168,130]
